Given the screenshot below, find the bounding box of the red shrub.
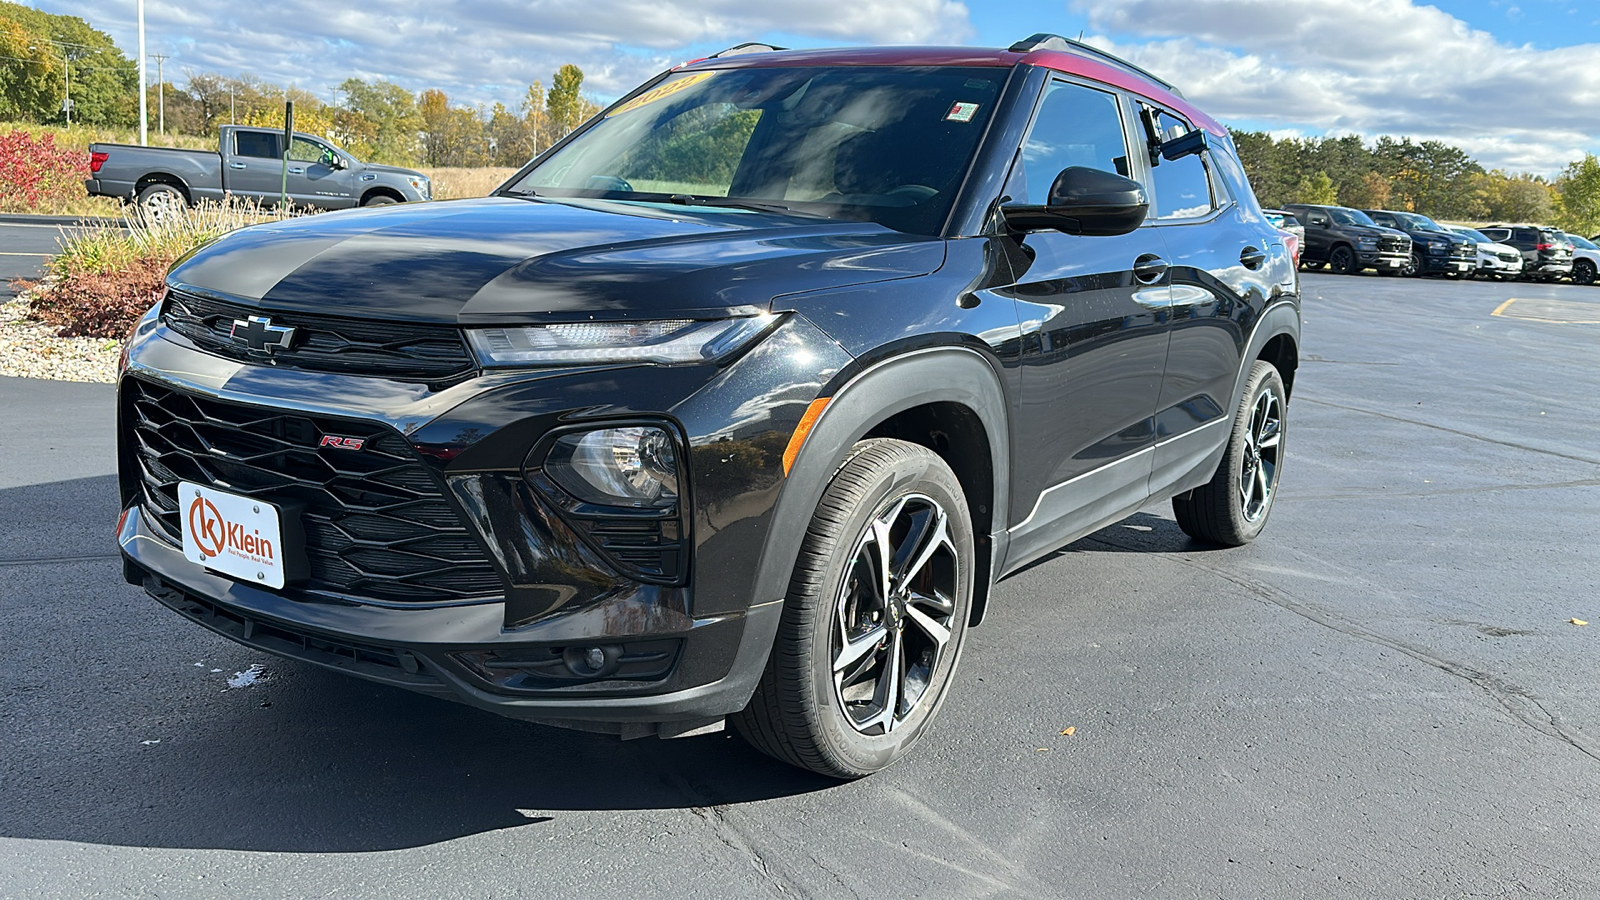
[0,130,89,214]
[24,255,168,338]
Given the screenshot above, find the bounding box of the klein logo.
[188,496,275,561]
[319,435,366,451]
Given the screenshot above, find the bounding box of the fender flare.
[748,345,1013,640]
[134,172,192,203]
[1232,299,1301,404]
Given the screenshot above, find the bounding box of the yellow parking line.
[1490,298,1518,317]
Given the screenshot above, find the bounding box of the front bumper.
[115,302,851,731]
[1358,250,1409,269]
[120,503,780,731]
[1417,254,1476,275]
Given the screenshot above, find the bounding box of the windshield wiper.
[502,188,539,198]
[664,194,824,218]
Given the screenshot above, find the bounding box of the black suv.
[117,36,1300,778]
[1479,224,1575,281]
[1362,210,1477,278]
[1283,203,1411,275]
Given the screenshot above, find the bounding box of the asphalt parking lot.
[2,270,1598,899]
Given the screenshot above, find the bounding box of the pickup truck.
[85,125,431,220]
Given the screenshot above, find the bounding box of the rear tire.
[734,439,974,779]
[1173,361,1287,546]
[1574,259,1596,286]
[135,183,188,224]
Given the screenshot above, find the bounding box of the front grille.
[162,290,475,382]
[1498,251,1521,263]
[1378,237,1408,253]
[126,378,502,604]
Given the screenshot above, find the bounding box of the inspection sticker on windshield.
[180,482,285,589]
[607,71,716,118]
[945,102,980,123]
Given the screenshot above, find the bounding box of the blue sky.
[32,0,1600,173]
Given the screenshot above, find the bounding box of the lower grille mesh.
[125,378,502,604]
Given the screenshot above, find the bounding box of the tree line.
[1233,131,1599,233]
[0,2,600,168]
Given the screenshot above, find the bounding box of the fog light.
[563,644,620,677]
[545,426,680,509]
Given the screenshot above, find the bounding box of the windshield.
[1567,233,1598,251]
[505,65,1008,235]
[1392,211,1445,231]
[1328,207,1377,227]
[1451,227,1491,243]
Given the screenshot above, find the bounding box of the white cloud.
[1072,0,1600,173]
[39,0,971,106]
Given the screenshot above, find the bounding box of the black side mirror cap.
[1001,166,1149,236]
[1160,128,1208,161]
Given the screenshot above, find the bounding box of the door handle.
[1132,254,1169,285]
[1240,246,1267,269]
[228,162,247,169]
[288,167,305,175]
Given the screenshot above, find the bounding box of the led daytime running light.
[469,314,777,367]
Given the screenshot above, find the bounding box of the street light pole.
[149,53,168,135]
[137,0,147,145]
[61,46,70,127]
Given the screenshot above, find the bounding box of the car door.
[225,129,287,204]
[1139,105,1278,498]
[992,77,1172,567]
[286,136,357,208]
[1291,206,1333,263]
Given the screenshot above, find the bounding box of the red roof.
[680,45,1224,137]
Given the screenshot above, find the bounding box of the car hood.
[167,196,945,324]
[361,163,429,179]
[1345,225,1408,240]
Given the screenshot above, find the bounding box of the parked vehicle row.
[1272,204,1597,285]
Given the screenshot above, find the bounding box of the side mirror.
[1160,128,1208,161]
[1002,167,1149,236]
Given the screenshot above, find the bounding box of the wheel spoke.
[1258,418,1282,451]
[1240,464,1256,506]
[834,623,887,674]
[1254,463,1270,507]
[861,628,903,734]
[895,506,950,588]
[907,587,955,616]
[904,603,952,648]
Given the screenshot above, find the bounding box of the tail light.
[1535,242,1553,251]
[90,151,109,173]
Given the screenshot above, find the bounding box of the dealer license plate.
[1388,259,1403,267]
[179,482,286,588]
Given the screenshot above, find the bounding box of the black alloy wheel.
[734,439,973,778]
[1328,245,1357,275]
[1574,259,1597,286]
[1173,360,1287,546]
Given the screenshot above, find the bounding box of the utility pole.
[137,0,147,145]
[149,53,168,135]
[61,46,70,127]
[229,87,235,124]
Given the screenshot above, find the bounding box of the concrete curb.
[0,213,126,227]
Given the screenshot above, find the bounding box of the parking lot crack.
[1083,532,1600,766]
[1298,396,1600,467]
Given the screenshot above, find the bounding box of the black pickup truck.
[1282,203,1411,275]
[86,125,431,220]
[1363,209,1477,278]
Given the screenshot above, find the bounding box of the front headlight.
[468,314,779,368]
[1357,238,1378,250]
[1427,243,1448,254]
[408,176,431,198]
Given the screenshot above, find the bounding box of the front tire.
[734,439,974,779]
[1328,245,1357,275]
[361,194,399,207]
[1402,251,1422,277]
[1172,361,1287,546]
[1574,259,1596,286]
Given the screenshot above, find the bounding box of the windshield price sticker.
[607,71,717,118]
[180,482,286,589]
[945,102,980,123]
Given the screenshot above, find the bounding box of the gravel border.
[0,294,120,384]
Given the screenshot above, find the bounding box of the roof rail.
[1008,32,1182,98]
[710,42,788,59]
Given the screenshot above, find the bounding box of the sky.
[31,0,1600,174]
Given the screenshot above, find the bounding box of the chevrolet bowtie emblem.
[229,316,297,353]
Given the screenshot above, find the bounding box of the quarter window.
[1011,80,1129,206]
[1147,109,1213,220]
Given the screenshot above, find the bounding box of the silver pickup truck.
[85,125,432,220]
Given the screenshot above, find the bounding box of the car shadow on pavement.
[0,475,836,854]
[1009,510,1212,580]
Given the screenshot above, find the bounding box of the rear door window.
[1146,108,1214,220]
[235,131,282,159]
